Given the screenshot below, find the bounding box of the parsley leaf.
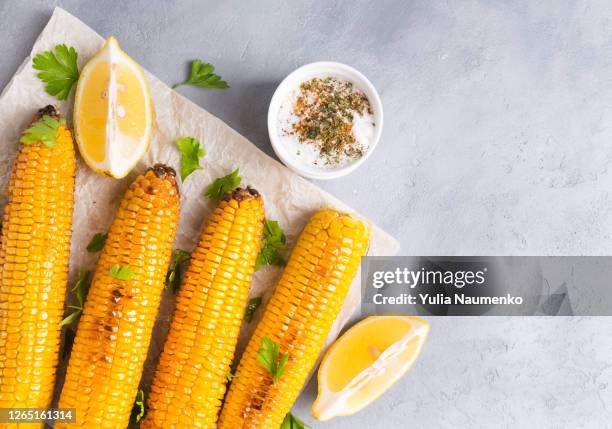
[60,271,91,327]
[165,249,191,293]
[255,220,287,271]
[245,296,262,323]
[130,389,146,423]
[20,115,65,148]
[74,272,90,305]
[257,336,288,382]
[226,371,235,382]
[173,59,229,89]
[177,137,206,181]
[32,44,79,100]
[281,413,310,429]
[109,265,135,280]
[204,168,241,201]
[60,310,81,328]
[86,232,108,252]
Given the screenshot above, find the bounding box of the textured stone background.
[1,1,611,427]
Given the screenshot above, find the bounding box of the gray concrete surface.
[1,1,611,427]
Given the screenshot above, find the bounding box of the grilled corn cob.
[141,187,265,429]
[57,164,179,429]
[0,106,75,422]
[219,208,370,428]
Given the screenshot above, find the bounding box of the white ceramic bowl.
[268,62,383,180]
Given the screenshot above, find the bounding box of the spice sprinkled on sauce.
[281,77,374,166]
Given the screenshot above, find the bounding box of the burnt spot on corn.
[33,105,60,122]
[150,163,176,179]
[105,287,132,354]
[147,164,179,197]
[111,289,124,303]
[250,396,264,411]
[248,378,273,413]
[224,186,260,202]
[104,324,119,333]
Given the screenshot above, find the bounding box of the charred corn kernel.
[56,164,180,429]
[141,187,265,429]
[219,208,370,428]
[0,106,75,427]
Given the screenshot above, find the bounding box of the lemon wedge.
[74,36,152,178]
[313,316,430,421]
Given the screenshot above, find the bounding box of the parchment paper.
[0,7,399,412]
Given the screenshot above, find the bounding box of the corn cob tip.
[223,186,260,202]
[34,105,60,121]
[149,163,177,179]
[144,164,179,196]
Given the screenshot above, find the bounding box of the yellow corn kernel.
[219,208,369,428]
[56,164,180,429]
[0,106,75,429]
[141,187,265,429]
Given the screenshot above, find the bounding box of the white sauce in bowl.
[268,62,384,180]
[276,76,376,169]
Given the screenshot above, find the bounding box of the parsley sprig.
[281,413,310,429]
[165,249,191,293]
[130,389,146,423]
[245,296,262,323]
[60,271,91,327]
[109,265,135,280]
[177,137,206,181]
[20,115,65,148]
[86,232,107,252]
[255,220,287,271]
[257,336,288,383]
[173,59,229,90]
[32,44,79,100]
[204,168,241,201]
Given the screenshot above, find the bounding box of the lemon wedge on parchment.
[74,36,152,179]
[313,316,430,421]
